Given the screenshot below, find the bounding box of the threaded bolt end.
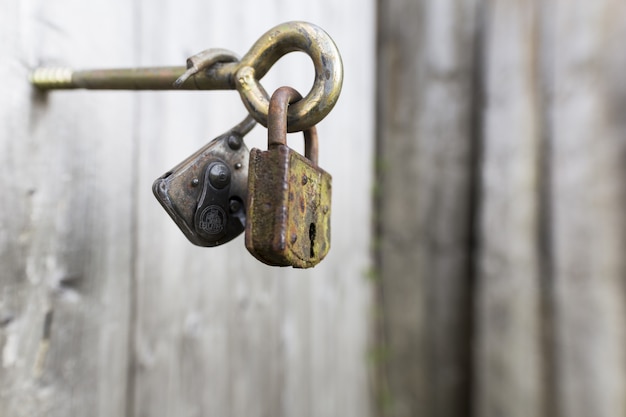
[29,67,74,89]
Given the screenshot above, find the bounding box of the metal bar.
[29,62,239,91]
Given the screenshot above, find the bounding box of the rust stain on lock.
[246,87,331,268]
[246,145,331,268]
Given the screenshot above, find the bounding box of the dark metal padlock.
[153,116,255,246]
[245,87,332,268]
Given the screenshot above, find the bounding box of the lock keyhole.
[309,223,316,258]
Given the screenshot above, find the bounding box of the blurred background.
[2,1,626,417]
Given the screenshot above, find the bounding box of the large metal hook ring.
[234,21,343,132]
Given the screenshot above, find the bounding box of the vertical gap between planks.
[466,1,487,416]
[125,0,142,415]
[536,1,557,416]
[372,1,390,416]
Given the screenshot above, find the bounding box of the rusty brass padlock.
[245,87,332,268]
[153,115,255,246]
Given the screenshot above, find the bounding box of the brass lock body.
[153,116,254,246]
[246,87,332,268]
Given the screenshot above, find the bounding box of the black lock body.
[153,117,253,246]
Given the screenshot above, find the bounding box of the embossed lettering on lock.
[153,116,255,247]
[245,87,332,268]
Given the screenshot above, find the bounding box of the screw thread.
[29,67,74,89]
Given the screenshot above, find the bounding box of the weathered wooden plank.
[0,1,134,416]
[376,1,479,416]
[551,2,626,416]
[0,5,48,417]
[132,2,375,417]
[473,1,546,416]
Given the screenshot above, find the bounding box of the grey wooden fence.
[377,1,626,417]
[4,1,626,417]
[0,1,375,416]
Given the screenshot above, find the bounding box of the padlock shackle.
[268,87,318,166]
[303,128,319,167]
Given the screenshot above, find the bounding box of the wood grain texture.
[0,1,134,416]
[474,1,546,417]
[377,2,626,417]
[0,1,375,417]
[551,1,626,416]
[376,1,479,416]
